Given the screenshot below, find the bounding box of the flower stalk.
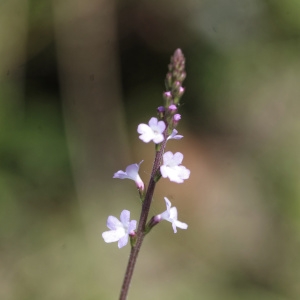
[102,49,189,300]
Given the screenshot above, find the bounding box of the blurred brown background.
[1,0,300,299]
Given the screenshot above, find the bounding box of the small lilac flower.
[157,106,165,113]
[137,117,166,144]
[173,114,181,127]
[157,106,165,119]
[179,71,186,82]
[174,81,181,89]
[158,197,188,233]
[113,161,144,191]
[166,73,172,87]
[102,210,137,248]
[163,91,172,100]
[168,104,177,113]
[167,129,183,141]
[179,86,185,96]
[174,114,181,122]
[160,151,190,183]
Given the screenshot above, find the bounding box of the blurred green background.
[1,0,300,299]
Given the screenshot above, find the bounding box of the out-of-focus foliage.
[1,0,300,299]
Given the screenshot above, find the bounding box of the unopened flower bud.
[166,49,186,89]
[157,106,165,118]
[179,71,186,82]
[174,81,181,90]
[168,104,177,113]
[179,86,185,97]
[129,231,136,238]
[178,61,185,73]
[173,48,184,64]
[146,215,162,233]
[166,73,172,89]
[163,91,172,100]
[173,114,181,127]
[173,70,179,79]
[129,231,137,247]
[163,90,173,106]
[157,106,165,112]
[174,114,181,121]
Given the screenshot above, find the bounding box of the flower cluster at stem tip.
[102,49,190,248]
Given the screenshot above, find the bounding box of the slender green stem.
[119,136,167,300]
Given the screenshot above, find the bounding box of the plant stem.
[119,137,167,300]
[119,48,186,300]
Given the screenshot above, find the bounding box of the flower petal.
[137,123,150,134]
[168,168,184,183]
[169,206,178,220]
[102,228,125,243]
[174,220,188,230]
[118,234,129,248]
[107,216,122,230]
[179,167,190,180]
[172,222,178,233]
[157,120,166,132]
[125,164,139,180]
[164,197,172,212]
[160,165,168,178]
[148,117,159,127]
[172,152,184,164]
[152,133,164,144]
[120,210,130,225]
[128,220,137,233]
[113,170,129,179]
[137,124,154,143]
[167,129,183,140]
[162,151,174,165]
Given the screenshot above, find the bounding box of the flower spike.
[102,50,189,299]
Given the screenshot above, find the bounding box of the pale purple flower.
[157,106,165,118]
[102,210,137,248]
[167,129,183,141]
[113,161,144,191]
[179,86,185,96]
[174,81,181,89]
[168,104,177,113]
[173,114,181,122]
[137,117,166,143]
[163,91,172,101]
[157,106,165,113]
[160,151,190,183]
[173,114,181,126]
[158,197,188,233]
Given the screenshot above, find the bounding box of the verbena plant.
[102,49,190,300]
